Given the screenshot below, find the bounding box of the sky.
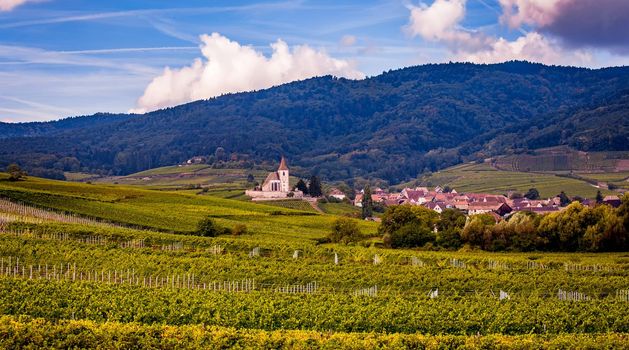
[1,0,629,122]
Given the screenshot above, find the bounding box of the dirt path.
[305,198,324,214]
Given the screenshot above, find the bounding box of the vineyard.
[417,162,617,198]
[0,174,628,348]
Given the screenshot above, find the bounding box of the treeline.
[375,195,629,252]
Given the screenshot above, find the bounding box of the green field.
[0,173,628,348]
[417,162,616,198]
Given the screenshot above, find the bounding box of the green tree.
[390,222,435,248]
[436,209,466,249]
[329,217,361,244]
[461,214,495,248]
[6,164,27,181]
[524,188,540,200]
[246,174,255,183]
[295,179,308,194]
[308,176,322,197]
[361,185,373,219]
[214,147,226,161]
[379,205,439,248]
[195,216,222,237]
[558,191,571,206]
[596,190,604,204]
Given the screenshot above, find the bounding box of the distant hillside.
[492,147,629,173]
[0,113,135,139]
[1,61,628,183]
[406,162,617,198]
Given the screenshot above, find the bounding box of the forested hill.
[1,61,628,183]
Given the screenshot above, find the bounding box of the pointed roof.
[262,172,280,187]
[278,156,289,171]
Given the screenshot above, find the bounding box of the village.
[244,157,624,220]
[350,186,622,220]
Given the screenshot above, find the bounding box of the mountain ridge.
[1,61,628,183]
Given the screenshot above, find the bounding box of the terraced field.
[420,162,615,198]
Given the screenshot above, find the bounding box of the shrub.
[329,217,361,244]
[7,164,27,181]
[195,216,222,237]
[232,224,248,236]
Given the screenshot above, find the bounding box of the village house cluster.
[353,186,622,219]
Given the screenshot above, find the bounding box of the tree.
[379,205,439,248]
[329,217,361,244]
[461,214,495,247]
[558,191,571,206]
[436,209,466,249]
[390,222,435,248]
[596,190,604,204]
[295,179,308,194]
[246,174,255,183]
[524,188,540,200]
[195,216,222,237]
[361,185,373,219]
[6,164,27,181]
[308,176,322,197]
[214,147,226,162]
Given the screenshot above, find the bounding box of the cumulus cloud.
[459,32,592,65]
[406,0,491,52]
[499,0,629,51]
[499,0,563,28]
[131,33,364,113]
[405,0,592,66]
[0,0,37,11]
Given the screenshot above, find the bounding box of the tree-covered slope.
[1,61,628,183]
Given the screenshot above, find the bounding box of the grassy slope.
[0,173,377,238]
[418,163,615,198]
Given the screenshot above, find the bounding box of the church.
[245,157,303,201]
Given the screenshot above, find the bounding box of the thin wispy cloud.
[0,95,78,114]
[0,44,159,75]
[0,2,304,29]
[59,47,198,55]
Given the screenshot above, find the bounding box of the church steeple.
[278,156,289,171]
[278,156,289,192]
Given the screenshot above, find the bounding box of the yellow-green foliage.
[1,316,627,349]
[1,173,628,347]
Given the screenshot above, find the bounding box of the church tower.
[278,156,290,192]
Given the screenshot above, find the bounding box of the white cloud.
[459,31,592,65]
[405,0,592,66]
[406,0,466,41]
[405,0,490,52]
[131,33,364,113]
[498,0,564,28]
[0,0,38,12]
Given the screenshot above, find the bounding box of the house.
[245,157,303,201]
[468,202,512,216]
[328,188,346,201]
[185,156,206,164]
[603,195,622,208]
[424,201,444,213]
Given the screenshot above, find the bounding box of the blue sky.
[1,0,628,122]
